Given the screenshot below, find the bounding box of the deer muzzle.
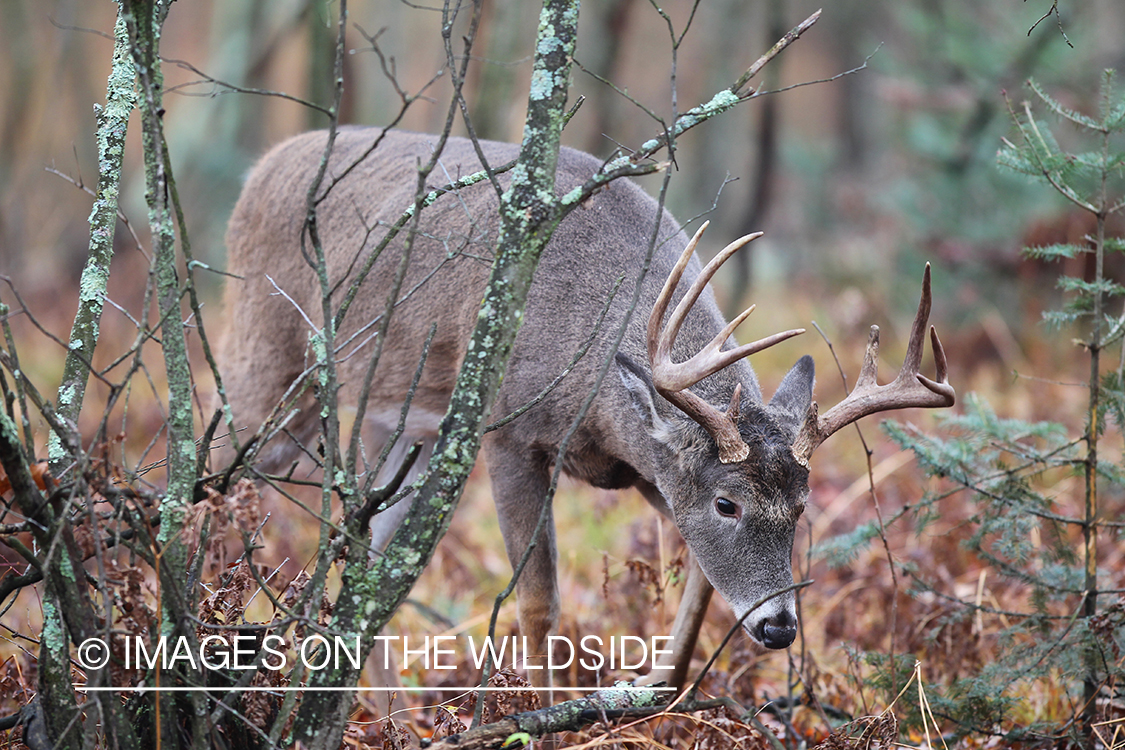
[753,608,798,649]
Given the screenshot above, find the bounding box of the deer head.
[618,222,954,649]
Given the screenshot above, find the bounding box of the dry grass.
[4,263,1125,749]
[6,250,1125,750]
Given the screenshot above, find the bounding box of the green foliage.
[502,732,532,747]
[1022,242,1086,261]
[821,71,1125,743]
[1099,370,1125,432]
[871,0,1083,258]
[927,666,1020,736]
[815,521,883,568]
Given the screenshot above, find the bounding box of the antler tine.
[714,305,806,375]
[652,224,804,390]
[647,222,709,365]
[791,263,955,466]
[657,303,805,391]
[651,223,768,364]
[663,230,765,353]
[898,262,933,381]
[919,325,950,392]
[853,325,881,391]
[647,224,804,464]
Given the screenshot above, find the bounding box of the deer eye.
[715,497,740,518]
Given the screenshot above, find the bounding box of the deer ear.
[768,355,815,438]
[616,352,672,436]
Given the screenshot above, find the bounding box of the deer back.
[221,129,762,476]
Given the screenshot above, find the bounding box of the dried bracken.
[813,713,899,750]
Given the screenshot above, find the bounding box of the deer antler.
[648,221,805,463]
[790,263,955,466]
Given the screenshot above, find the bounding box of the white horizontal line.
[74,685,678,693]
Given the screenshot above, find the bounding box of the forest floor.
[0,265,1122,750]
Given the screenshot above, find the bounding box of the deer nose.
[756,610,797,649]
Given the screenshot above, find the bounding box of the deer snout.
[753,609,797,650]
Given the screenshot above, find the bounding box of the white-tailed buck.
[219,129,954,689]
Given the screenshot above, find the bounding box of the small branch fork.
[1027,0,1072,47]
[621,10,822,171]
[549,10,825,216]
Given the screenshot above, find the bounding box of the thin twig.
[811,320,899,695]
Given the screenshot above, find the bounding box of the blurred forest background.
[4,0,1123,327]
[2,0,1125,747]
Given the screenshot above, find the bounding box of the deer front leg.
[636,551,713,691]
[484,441,560,703]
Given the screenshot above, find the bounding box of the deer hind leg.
[484,440,559,705]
